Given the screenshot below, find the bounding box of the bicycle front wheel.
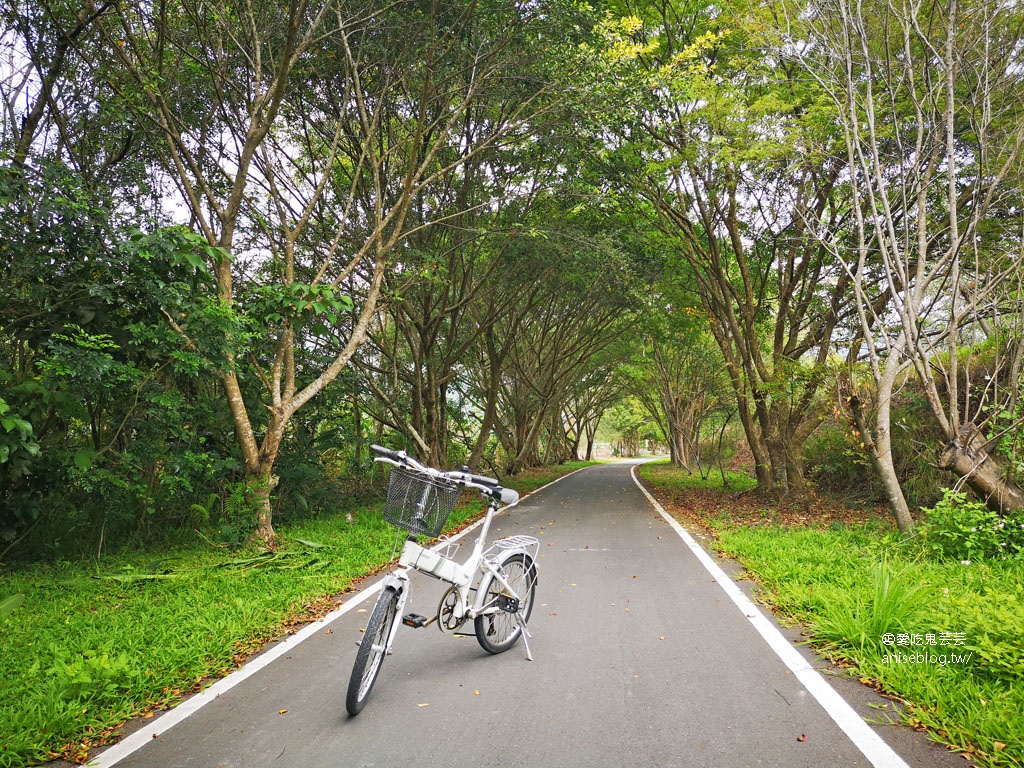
[475,552,537,654]
[346,586,400,715]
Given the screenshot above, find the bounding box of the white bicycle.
[345,445,539,716]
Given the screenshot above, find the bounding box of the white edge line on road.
[630,465,911,768]
[89,463,591,768]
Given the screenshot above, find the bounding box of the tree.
[89,0,586,543]
[0,0,124,173]
[487,221,638,473]
[354,141,567,467]
[560,360,625,462]
[796,0,1024,529]
[0,159,241,554]
[628,310,731,471]
[599,1,853,497]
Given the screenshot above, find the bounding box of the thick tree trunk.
[938,427,1024,514]
[250,465,280,547]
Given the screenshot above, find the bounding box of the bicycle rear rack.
[487,535,539,561]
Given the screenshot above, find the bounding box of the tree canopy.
[4,0,1024,556]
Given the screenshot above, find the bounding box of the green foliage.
[0,397,40,482]
[803,383,947,509]
[0,162,247,560]
[0,593,25,616]
[811,560,929,651]
[216,480,262,549]
[949,590,1024,684]
[920,490,1024,563]
[605,397,657,449]
[245,281,353,331]
[39,645,134,702]
[802,423,879,499]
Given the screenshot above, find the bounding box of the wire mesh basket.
[382,467,462,537]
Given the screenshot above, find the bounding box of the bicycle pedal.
[402,613,428,628]
[497,594,520,613]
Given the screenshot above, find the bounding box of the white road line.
[630,465,911,768]
[89,465,589,767]
[87,579,382,768]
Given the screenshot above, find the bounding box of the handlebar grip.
[370,444,405,462]
[457,465,498,486]
[451,470,500,488]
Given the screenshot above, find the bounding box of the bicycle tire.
[475,552,537,654]
[346,586,400,715]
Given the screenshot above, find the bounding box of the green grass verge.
[638,463,1024,768]
[0,462,591,767]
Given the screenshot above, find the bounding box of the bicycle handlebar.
[369,444,519,505]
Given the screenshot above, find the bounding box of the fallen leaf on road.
[325,629,333,634]
[418,703,430,708]
[797,735,806,742]
[473,690,481,696]
[279,709,288,715]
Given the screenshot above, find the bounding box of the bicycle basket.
[382,467,462,537]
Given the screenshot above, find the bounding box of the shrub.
[920,489,1024,562]
[803,422,879,497]
[950,589,1024,684]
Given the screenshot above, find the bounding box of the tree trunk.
[849,384,915,535]
[938,427,1024,514]
[250,466,280,548]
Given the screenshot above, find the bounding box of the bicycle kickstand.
[518,617,534,662]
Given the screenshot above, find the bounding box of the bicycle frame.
[374,492,534,660]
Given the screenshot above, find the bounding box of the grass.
[0,461,591,767]
[637,461,1024,768]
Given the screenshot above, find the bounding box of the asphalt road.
[92,461,962,768]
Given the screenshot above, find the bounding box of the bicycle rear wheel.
[346,586,399,715]
[475,552,537,654]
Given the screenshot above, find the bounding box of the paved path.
[94,462,959,768]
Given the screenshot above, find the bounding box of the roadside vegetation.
[0,463,590,767]
[639,461,1024,768]
[5,0,1024,765]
